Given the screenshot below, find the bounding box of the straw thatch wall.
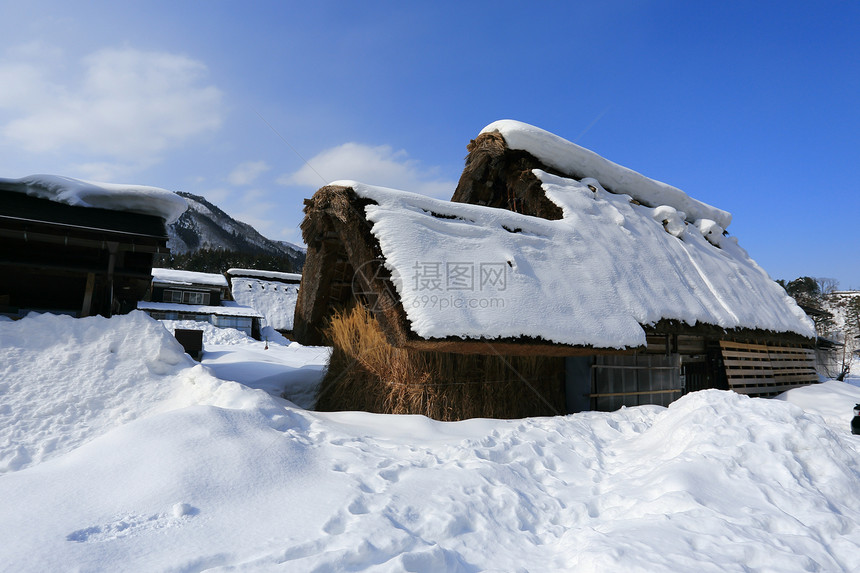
[452,130,565,219]
[294,185,407,348]
[315,305,566,420]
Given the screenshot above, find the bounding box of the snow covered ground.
[158,318,329,409]
[2,312,860,572]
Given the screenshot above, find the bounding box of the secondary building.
[227,268,301,338]
[138,268,263,339]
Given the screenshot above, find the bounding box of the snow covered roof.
[226,268,302,283]
[151,268,228,288]
[230,276,299,331]
[319,178,814,349]
[481,120,732,229]
[137,301,262,318]
[0,174,187,224]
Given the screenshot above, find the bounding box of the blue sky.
[1,1,858,287]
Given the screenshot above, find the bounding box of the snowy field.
[2,312,860,572]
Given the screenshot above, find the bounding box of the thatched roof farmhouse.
[294,121,818,420]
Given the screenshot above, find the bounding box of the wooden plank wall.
[590,353,682,411]
[643,334,706,355]
[719,341,818,398]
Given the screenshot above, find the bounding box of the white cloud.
[231,208,278,238]
[279,142,456,198]
[6,41,64,61]
[227,189,281,237]
[0,46,223,167]
[72,161,152,182]
[200,187,232,205]
[228,160,270,186]
[0,61,56,109]
[278,226,304,244]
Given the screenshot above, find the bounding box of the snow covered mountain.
[167,192,305,268]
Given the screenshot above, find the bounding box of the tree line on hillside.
[778,276,860,379]
[154,249,302,275]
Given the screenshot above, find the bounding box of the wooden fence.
[719,341,818,398]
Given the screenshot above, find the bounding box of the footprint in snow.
[322,513,347,535]
[66,503,198,543]
[378,467,401,483]
[347,497,370,515]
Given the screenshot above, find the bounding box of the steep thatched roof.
[294,121,815,355]
[456,120,732,228]
[295,185,813,356]
[451,130,565,220]
[294,185,607,356]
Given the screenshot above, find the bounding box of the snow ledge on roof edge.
[0,174,188,224]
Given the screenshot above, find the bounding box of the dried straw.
[315,305,565,420]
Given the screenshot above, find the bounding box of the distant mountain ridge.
[166,192,305,270]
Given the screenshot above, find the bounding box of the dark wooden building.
[0,190,171,318]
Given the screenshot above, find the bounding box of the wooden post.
[80,272,95,317]
[106,241,118,317]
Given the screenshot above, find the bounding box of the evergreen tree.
[154,249,300,274]
[779,276,835,334]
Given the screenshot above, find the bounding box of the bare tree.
[834,295,860,380]
[816,277,840,295]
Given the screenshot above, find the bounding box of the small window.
[182,291,210,305]
[211,315,253,335]
[163,289,183,303]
